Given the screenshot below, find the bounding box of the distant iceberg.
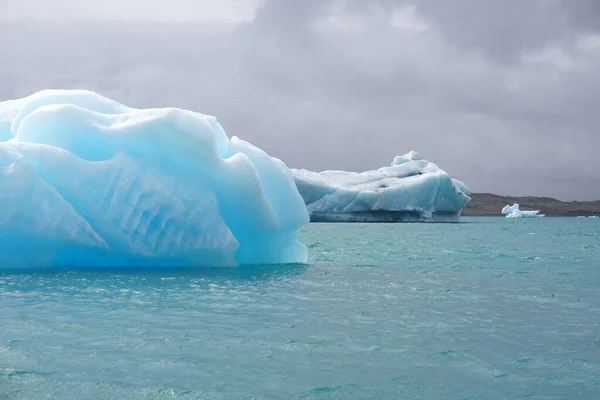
[501,204,545,218]
[0,90,309,268]
[292,151,471,223]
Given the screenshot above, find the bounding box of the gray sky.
[1,0,599,200]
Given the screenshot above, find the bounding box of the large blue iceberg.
[501,204,545,218]
[292,151,471,222]
[0,90,309,267]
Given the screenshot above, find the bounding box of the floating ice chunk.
[292,152,471,222]
[501,203,545,218]
[0,90,309,268]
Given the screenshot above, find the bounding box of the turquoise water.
[1,217,599,399]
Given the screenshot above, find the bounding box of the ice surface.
[292,151,472,223]
[0,90,309,267]
[501,204,545,218]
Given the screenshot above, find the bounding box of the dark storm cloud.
[400,0,600,61]
[1,0,599,200]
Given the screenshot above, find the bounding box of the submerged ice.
[501,204,545,218]
[0,90,309,267]
[292,151,471,222]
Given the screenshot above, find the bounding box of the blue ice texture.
[292,151,472,222]
[0,90,309,268]
[501,203,545,218]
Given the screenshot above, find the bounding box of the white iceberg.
[0,90,309,268]
[501,203,545,218]
[292,151,471,223]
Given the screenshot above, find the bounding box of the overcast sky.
[1,0,599,200]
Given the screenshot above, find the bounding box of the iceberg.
[501,203,545,218]
[292,151,471,223]
[0,90,309,268]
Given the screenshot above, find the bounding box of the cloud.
[0,0,265,23]
[1,0,599,200]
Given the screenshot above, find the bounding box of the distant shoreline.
[461,215,595,218]
[462,193,600,217]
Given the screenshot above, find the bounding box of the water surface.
[1,217,599,399]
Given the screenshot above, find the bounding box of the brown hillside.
[462,193,600,217]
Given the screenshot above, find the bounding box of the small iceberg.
[501,204,545,218]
